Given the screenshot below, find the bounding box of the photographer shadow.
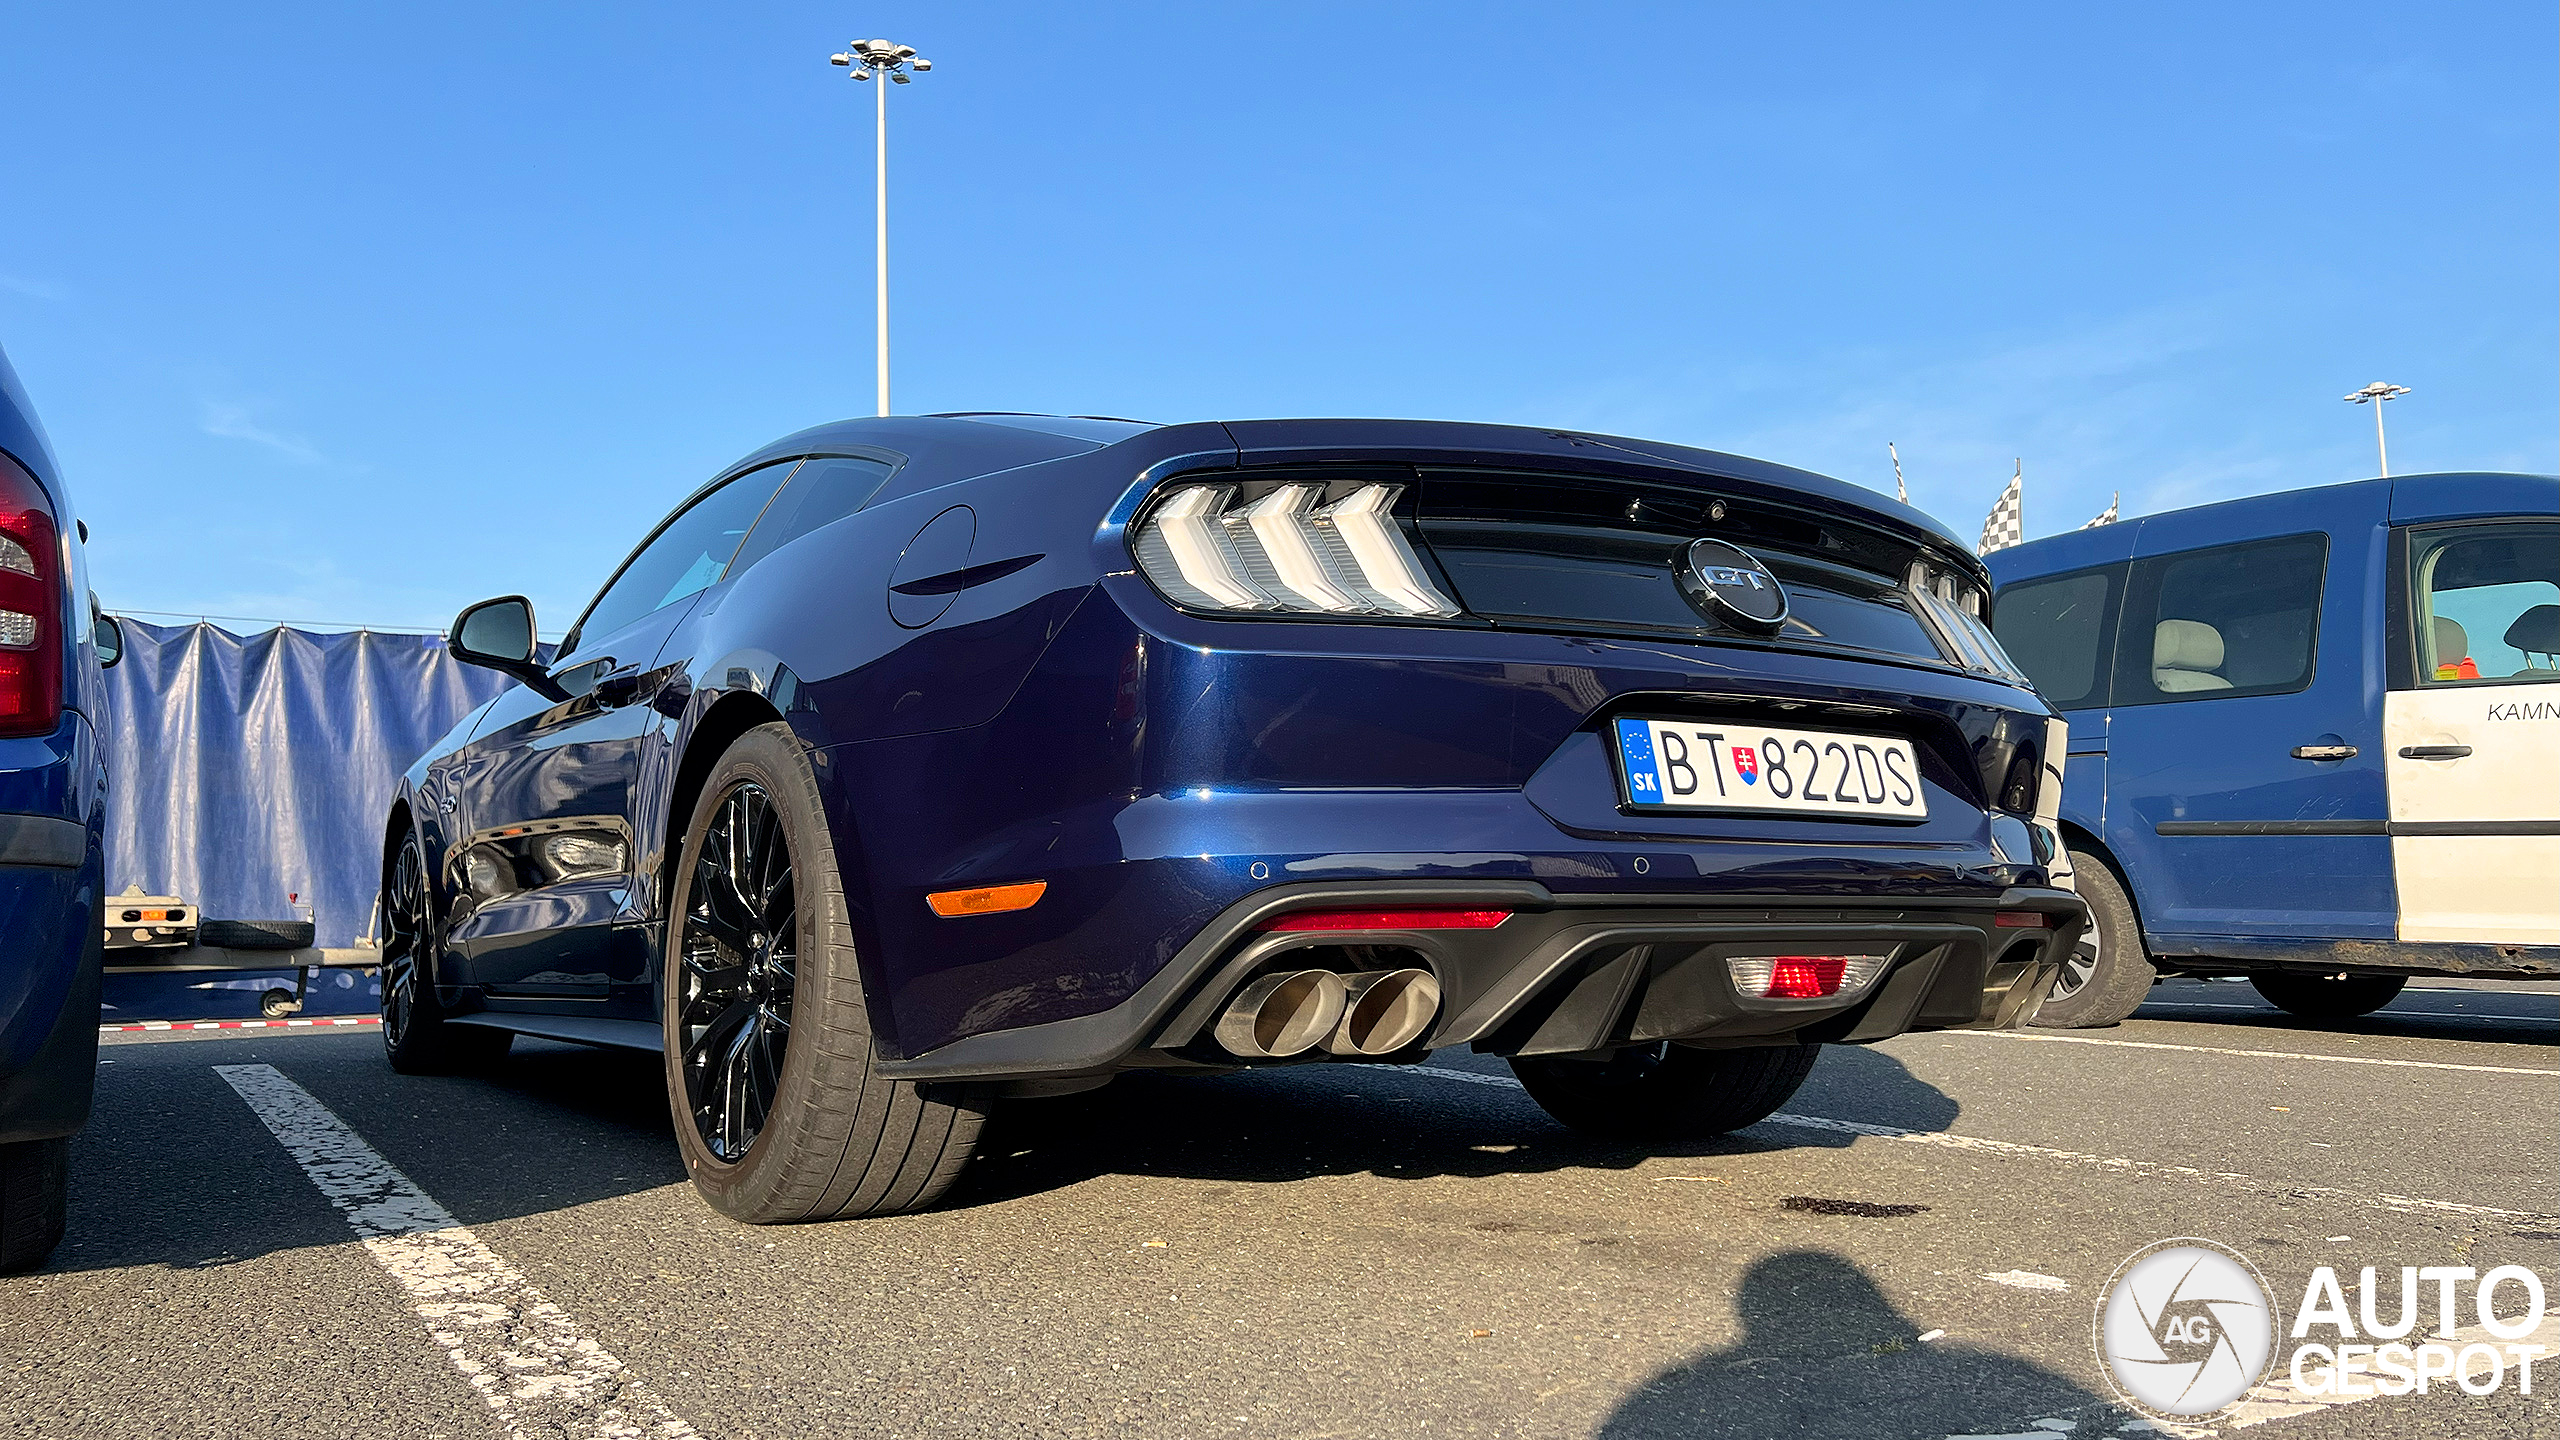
[1599,1249,2110,1439]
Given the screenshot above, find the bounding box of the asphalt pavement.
[6,976,2553,1440]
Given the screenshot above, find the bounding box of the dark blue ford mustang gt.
[388,414,2083,1222]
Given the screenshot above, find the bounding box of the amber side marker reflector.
[928,881,1047,918]
[1263,908,1512,933]
[1993,911,2050,929]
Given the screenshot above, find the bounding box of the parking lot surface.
[7,977,2553,1440]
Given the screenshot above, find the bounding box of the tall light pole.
[830,39,931,417]
[2344,381,2410,477]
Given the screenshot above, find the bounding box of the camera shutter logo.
[1676,538,1789,634]
[2096,1239,2277,1417]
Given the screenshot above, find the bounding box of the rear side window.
[570,461,798,647]
[2115,534,2327,705]
[1992,568,2119,708]
[2408,521,2560,685]
[728,456,898,577]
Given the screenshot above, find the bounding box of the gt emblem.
[1734,746,1759,785]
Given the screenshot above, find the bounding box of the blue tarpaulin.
[100,622,519,1019]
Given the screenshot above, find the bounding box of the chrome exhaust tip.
[1322,968,1442,1056]
[1213,969,1349,1059]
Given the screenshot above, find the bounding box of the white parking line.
[1961,1030,2560,1076]
[215,1064,699,1440]
[1399,1066,2552,1223]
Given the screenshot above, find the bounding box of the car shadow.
[1594,1249,2111,1439]
[46,1035,1965,1274]
[952,1042,1962,1209]
[44,1036,684,1278]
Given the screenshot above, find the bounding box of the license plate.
[1612,717,1928,819]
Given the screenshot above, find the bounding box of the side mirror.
[94,612,123,670]
[449,596,566,700]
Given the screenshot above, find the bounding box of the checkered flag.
[1977,462,2023,555]
[2081,492,2119,529]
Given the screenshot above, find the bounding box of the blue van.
[1986,471,2558,1026]
[0,343,118,1271]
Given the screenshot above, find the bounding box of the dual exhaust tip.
[1213,967,1442,1060]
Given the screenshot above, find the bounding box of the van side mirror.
[449,596,566,700]
[94,612,123,670]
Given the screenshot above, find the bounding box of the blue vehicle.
[0,343,120,1272]
[1988,471,2559,1027]
[393,415,2083,1221]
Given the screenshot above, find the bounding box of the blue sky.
[3,3,2551,633]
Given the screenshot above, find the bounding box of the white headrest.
[2431,616,2469,666]
[2153,619,2225,673]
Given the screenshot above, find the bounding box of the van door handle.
[2290,744,2357,761]
[2397,744,2472,760]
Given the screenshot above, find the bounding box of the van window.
[1993,569,2118,708]
[2408,521,2560,685]
[2115,534,2326,705]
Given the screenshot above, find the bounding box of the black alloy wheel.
[660,722,985,1223]
[380,835,429,1051]
[380,829,509,1074]
[675,781,799,1164]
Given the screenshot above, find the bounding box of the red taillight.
[1262,908,1513,933]
[0,451,61,739]
[1993,911,2050,929]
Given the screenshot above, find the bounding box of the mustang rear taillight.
[1727,953,1891,1000]
[1262,908,1511,933]
[0,452,61,739]
[1905,560,2032,687]
[1131,481,1462,618]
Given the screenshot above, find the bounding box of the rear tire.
[1510,1041,1821,1139]
[380,829,512,1075]
[0,1137,69,1274]
[663,722,987,1223]
[2028,850,2155,1028]
[2250,972,2407,1020]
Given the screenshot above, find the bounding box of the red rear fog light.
[1726,953,1893,1000]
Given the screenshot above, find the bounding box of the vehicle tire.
[0,1137,69,1274]
[2250,972,2408,1020]
[199,919,316,950]
[2028,850,2155,1029]
[663,722,988,1223]
[379,829,512,1075]
[1510,1041,1821,1140]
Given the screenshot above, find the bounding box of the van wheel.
[1510,1042,1821,1139]
[2029,850,2154,1028]
[2250,972,2407,1020]
[663,723,988,1223]
[0,1137,69,1274]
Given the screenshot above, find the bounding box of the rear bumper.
[874,880,2084,1083]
